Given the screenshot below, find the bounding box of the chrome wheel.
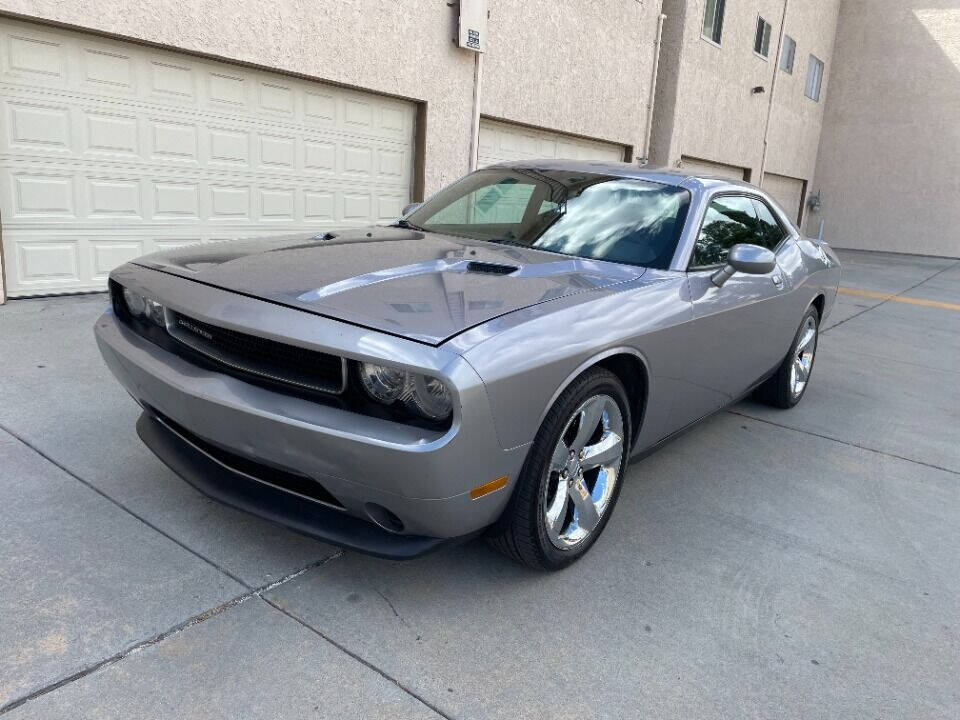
[542,394,625,549]
[790,315,817,399]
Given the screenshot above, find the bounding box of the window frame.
[686,191,792,272]
[780,34,796,74]
[701,0,726,47]
[753,15,773,59]
[805,54,825,101]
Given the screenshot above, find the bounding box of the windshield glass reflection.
[406,169,690,270]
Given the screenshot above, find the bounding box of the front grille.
[167,311,346,395]
[155,411,345,510]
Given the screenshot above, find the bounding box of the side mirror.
[401,202,423,217]
[711,244,776,287]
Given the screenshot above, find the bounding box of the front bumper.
[94,271,528,549]
[136,410,473,558]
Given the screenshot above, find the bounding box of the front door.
[682,194,797,418]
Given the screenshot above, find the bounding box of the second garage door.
[478,119,625,168]
[762,172,806,224]
[0,19,416,296]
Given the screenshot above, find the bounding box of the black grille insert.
[167,312,346,395]
[155,411,345,510]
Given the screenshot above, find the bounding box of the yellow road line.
[837,286,960,312]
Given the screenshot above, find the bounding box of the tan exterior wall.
[764,0,841,182]
[483,2,658,156]
[651,0,839,203]
[0,0,664,300]
[808,0,960,257]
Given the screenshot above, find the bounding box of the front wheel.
[755,305,820,408]
[487,368,631,570]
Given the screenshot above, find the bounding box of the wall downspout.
[758,0,789,187]
[642,12,668,163]
[468,51,484,171]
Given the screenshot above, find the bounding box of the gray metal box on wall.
[458,0,488,52]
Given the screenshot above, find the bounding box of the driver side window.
[691,195,759,267]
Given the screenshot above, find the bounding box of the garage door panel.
[0,18,416,295]
[10,171,76,217]
[4,32,67,83]
[7,101,71,151]
[478,119,625,168]
[82,46,136,92]
[85,111,139,156]
[91,239,144,278]
[16,239,80,284]
[154,181,199,218]
[209,72,246,107]
[87,177,142,217]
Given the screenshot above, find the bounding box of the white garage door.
[478,119,625,168]
[762,172,805,223]
[0,19,416,296]
[679,156,748,182]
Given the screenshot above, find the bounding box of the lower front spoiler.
[136,410,476,560]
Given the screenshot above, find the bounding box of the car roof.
[483,158,758,191]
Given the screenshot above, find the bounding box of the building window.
[780,35,796,73]
[702,0,726,45]
[754,16,773,57]
[805,54,825,101]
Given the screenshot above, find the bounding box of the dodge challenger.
[95,160,840,570]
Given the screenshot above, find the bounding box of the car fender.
[533,344,651,439]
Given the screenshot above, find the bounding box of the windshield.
[406,169,691,269]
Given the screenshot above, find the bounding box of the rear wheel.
[488,368,631,570]
[755,305,820,408]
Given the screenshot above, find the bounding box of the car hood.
[133,227,644,345]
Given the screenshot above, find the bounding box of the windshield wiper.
[393,218,426,231]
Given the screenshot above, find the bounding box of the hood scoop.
[466,261,519,275]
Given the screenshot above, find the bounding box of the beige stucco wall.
[0,0,665,300]
[483,1,658,155]
[808,0,960,257]
[651,0,839,191]
[764,0,840,181]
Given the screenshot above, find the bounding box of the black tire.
[487,368,632,570]
[754,305,820,409]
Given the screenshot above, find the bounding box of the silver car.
[95,161,841,570]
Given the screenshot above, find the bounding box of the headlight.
[358,362,453,421]
[358,362,406,402]
[122,287,146,317]
[407,373,453,420]
[121,287,165,326]
[144,298,165,326]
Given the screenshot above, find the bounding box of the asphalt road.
[1,249,957,719]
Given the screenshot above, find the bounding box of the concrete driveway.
[0,249,957,719]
